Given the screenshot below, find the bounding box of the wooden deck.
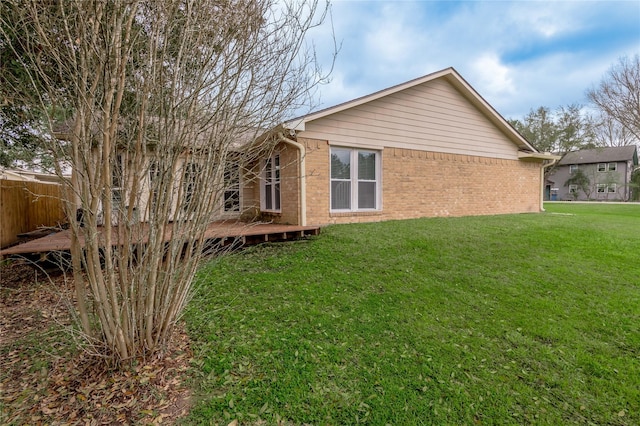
[0,221,321,261]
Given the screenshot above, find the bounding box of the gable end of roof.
[286,67,539,154]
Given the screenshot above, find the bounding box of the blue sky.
[306,0,640,120]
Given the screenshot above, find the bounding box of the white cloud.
[304,0,640,120]
[506,2,581,38]
[470,53,516,98]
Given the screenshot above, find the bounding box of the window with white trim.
[112,154,124,208]
[598,162,617,172]
[597,183,617,194]
[223,161,240,213]
[182,162,202,212]
[569,164,578,174]
[149,160,160,212]
[569,184,578,193]
[330,147,380,211]
[262,153,280,212]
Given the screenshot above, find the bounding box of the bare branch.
[1,0,334,364]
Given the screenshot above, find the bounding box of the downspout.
[277,132,307,226]
[540,156,559,212]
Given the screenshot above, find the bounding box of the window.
[569,184,578,193]
[569,164,578,174]
[262,153,280,211]
[597,183,617,194]
[224,161,240,213]
[112,154,124,208]
[330,147,380,211]
[598,162,617,172]
[149,160,160,212]
[182,162,202,211]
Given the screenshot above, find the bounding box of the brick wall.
[300,137,542,226]
[277,143,301,224]
[243,142,301,225]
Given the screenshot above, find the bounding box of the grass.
[184,203,640,425]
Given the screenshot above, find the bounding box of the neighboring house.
[244,67,556,226]
[546,145,639,201]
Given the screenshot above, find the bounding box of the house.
[240,67,557,226]
[62,67,556,228]
[546,145,638,201]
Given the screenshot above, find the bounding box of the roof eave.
[518,151,561,161]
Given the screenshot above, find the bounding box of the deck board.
[0,221,320,259]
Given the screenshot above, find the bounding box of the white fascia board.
[283,118,305,132]
[518,151,562,161]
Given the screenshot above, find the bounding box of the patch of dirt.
[0,260,193,425]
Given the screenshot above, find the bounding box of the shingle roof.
[558,145,638,165]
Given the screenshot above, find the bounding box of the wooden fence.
[1,179,68,248]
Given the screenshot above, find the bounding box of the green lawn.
[185,203,640,425]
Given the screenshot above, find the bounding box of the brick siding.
[302,137,542,226]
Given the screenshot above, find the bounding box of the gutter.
[277,132,307,226]
[540,155,560,212]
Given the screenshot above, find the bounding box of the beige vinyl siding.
[299,79,519,160]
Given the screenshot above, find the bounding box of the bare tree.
[587,55,640,145]
[1,0,332,364]
[592,111,637,147]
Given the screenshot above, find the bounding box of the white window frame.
[608,183,617,193]
[223,161,241,214]
[608,162,617,172]
[569,184,578,193]
[112,154,124,208]
[597,163,606,172]
[597,183,607,193]
[569,164,578,174]
[182,162,202,212]
[149,160,161,212]
[261,153,281,212]
[330,147,381,212]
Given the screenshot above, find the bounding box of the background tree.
[592,112,637,147]
[509,104,596,154]
[555,104,597,152]
[600,171,620,201]
[587,54,640,145]
[0,1,61,169]
[510,106,558,153]
[564,168,590,200]
[1,0,332,364]
[630,168,640,201]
